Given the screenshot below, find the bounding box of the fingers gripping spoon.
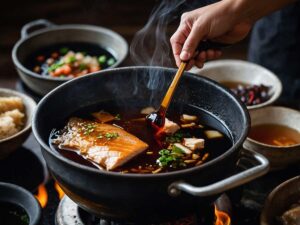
[146,40,230,129]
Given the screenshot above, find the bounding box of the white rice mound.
[0,97,25,140]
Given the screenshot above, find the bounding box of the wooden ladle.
[146,40,230,129]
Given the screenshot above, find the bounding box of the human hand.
[170,0,252,70]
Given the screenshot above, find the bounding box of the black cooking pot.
[32,67,269,222]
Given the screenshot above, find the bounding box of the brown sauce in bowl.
[249,124,300,147]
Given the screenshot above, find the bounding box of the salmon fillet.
[54,117,148,170]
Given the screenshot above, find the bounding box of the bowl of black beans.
[191,59,282,110]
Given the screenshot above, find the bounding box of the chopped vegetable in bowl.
[27,43,116,79]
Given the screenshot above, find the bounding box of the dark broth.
[249,124,300,146]
[50,101,232,173]
[0,202,29,225]
[25,42,116,77]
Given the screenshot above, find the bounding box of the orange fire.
[215,205,231,225]
[35,184,48,208]
[54,182,65,199]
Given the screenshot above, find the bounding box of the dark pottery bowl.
[0,182,41,225]
[33,66,269,222]
[261,176,300,225]
[12,19,128,96]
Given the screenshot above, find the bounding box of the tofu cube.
[183,138,205,150]
[163,118,180,134]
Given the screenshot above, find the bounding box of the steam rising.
[130,0,186,93]
[130,0,185,67]
[129,0,206,105]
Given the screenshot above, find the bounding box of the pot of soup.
[12,19,128,96]
[32,66,269,222]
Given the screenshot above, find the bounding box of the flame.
[54,182,65,199]
[35,185,48,208]
[215,205,231,225]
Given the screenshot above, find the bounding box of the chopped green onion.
[83,123,96,135]
[107,58,115,66]
[98,55,107,64]
[59,47,69,54]
[67,56,76,63]
[105,132,119,140]
[79,63,87,71]
[156,146,186,168]
[48,61,65,72]
[165,132,189,143]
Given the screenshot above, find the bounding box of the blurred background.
[0,0,248,89]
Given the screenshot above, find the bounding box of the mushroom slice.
[204,130,224,139]
[181,122,196,128]
[180,114,198,123]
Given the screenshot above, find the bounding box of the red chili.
[248,91,255,105]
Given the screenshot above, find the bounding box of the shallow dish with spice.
[191,59,282,110]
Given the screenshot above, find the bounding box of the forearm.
[227,0,297,24]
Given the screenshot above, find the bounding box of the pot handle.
[21,19,55,39]
[168,149,269,197]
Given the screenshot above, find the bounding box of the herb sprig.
[165,132,191,143]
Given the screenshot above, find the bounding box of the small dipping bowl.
[261,176,300,225]
[0,88,37,159]
[191,59,282,110]
[0,182,41,225]
[243,106,300,170]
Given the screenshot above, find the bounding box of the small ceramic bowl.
[0,182,41,225]
[243,106,300,170]
[191,59,282,110]
[261,176,300,225]
[0,88,37,158]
